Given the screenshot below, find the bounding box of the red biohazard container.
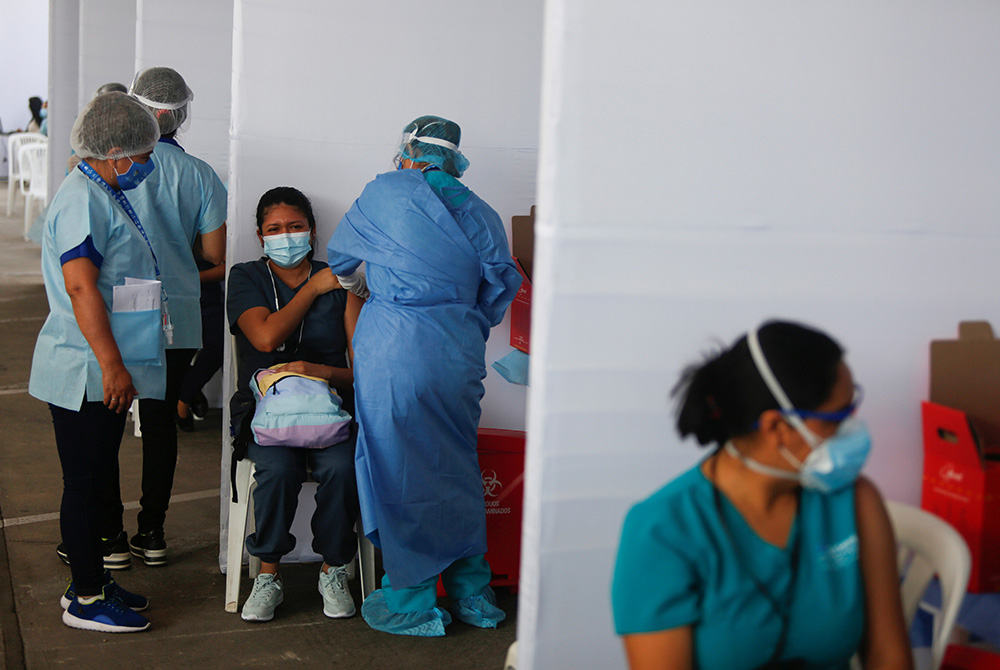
[478,428,526,589]
[437,428,526,595]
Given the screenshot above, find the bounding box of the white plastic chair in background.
[224,458,377,613]
[18,141,48,239]
[887,501,971,670]
[5,132,46,217]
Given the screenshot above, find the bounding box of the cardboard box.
[509,206,535,354]
[931,322,1000,448]
[921,401,1000,592]
[437,428,526,595]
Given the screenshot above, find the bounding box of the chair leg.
[5,177,15,217]
[23,196,32,240]
[225,459,254,613]
[357,518,376,600]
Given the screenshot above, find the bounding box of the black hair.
[672,320,844,448]
[28,97,43,127]
[255,187,317,232]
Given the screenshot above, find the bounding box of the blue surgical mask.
[263,231,312,268]
[780,418,872,492]
[725,420,871,493]
[114,156,155,190]
[39,108,48,120]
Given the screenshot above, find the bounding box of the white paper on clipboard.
[112,278,161,313]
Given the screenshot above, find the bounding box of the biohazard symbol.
[482,469,502,498]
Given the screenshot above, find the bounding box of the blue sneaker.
[61,584,150,633]
[60,572,148,611]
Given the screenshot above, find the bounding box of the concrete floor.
[0,181,517,669]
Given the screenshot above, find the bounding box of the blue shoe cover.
[361,589,452,637]
[454,586,506,628]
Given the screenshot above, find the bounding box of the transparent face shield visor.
[394,129,462,168]
[129,73,194,135]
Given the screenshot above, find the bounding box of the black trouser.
[50,401,126,596]
[177,302,223,406]
[99,349,195,537]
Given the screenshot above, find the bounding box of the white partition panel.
[519,1,1000,668]
[135,0,234,177]
[220,0,543,570]
[78,0,136,110]
[47,0,80,198]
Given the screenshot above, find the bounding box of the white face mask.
[738,327,871,493]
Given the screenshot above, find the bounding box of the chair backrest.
[18,143,48,197]
[6,132,46,180]
[886,501,971,670]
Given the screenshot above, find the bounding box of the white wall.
[220,0,543,567]
[47,0,80,198]
[518,1,1000,668]
[135,0,233,177]
[0,0,48,138]
[78,0,135,110]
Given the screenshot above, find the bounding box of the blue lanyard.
[77,160,161,280]
[77,159,174,345]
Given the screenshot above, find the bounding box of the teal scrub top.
[29,168,166,410]
[612,463,863,670]
[127,141,227,349]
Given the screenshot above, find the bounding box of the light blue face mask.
[114,156,155,190]
[263,231,312,269]
[733,327,872,493]
[39,108,48,119]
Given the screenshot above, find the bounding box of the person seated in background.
[22,96,44,133]
[228,186,363,623]
[613,320,913,670]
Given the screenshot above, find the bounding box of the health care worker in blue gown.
[612,321,913,670]
[28,92,165,633]
[111,67,226,568]
[327,115,522,637]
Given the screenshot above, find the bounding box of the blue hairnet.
[397,115,469,178]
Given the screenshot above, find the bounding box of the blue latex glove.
[491,349,529,386]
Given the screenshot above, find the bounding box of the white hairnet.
[129,67,193,136]
[70,92,160,160]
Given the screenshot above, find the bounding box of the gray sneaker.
[318,565,355,619]
[241,573,283,622]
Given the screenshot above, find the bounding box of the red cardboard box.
[509,207,535,355]
[921,401,1000,592]
[438,428,526,595]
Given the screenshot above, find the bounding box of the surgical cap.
[129,67,193,135]
[397,115,470,178]
[70,91,160,160]
[93,82,128,98]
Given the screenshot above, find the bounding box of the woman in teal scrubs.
[612,321,912,670]
[29,92,164,634]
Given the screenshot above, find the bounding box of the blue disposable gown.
[327,169,521,589]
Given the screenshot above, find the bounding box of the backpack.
[249,366,353,449]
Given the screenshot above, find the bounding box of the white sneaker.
[241,573,283,622]
[318,565,355,619]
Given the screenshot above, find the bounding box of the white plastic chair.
[5,132,46,217]
[18,142,48,239]
[887,501,971,670]
[504,641,518,670]
[224,457,377,613]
